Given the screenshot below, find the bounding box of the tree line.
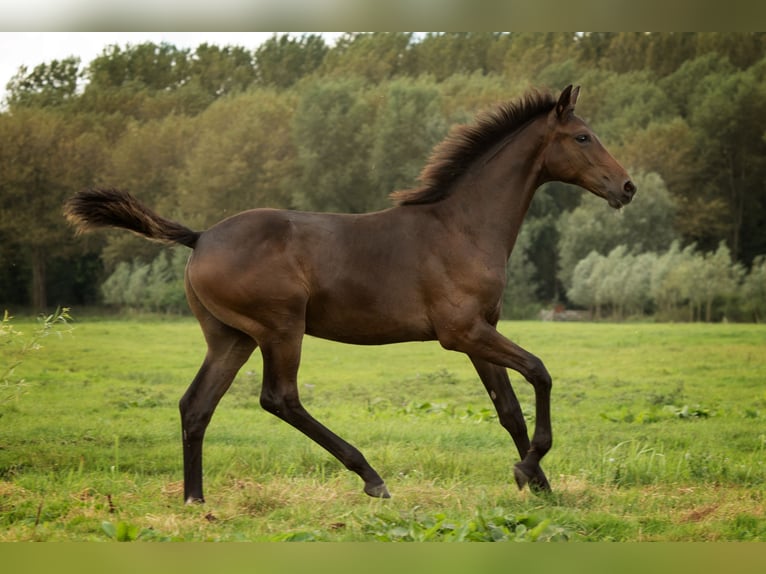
[1,32,765,321]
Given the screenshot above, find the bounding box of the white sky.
[0,32,344,104]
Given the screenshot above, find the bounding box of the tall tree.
[291,78,378,213]
[86,42,190,91]
[178,89,297,226]
[645,33,697,77]
[410,32,504,81]
[254,34,328,88]
[319,33,413,83]
[5,57,81,109]
[576,69,676,143]
[695,242,744,322]
[502,225,541,319]
[99,113,200,269]
[501,33,578,81]
[189,43,257,97]
[740,256,766,322]
[80,42,196,120]
[693,33,766,70]
[568,250,607,318]
[600,33,650,74]
[688,66,766,260]
[369,78,447,201]
[0,109,106,310]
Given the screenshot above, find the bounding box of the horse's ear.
[556,85,580,119]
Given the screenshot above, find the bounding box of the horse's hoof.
[185,496,205,505]
[514,463,552,495]
[364,482,391,498]
[529,475,552,494]
[513,464,530,490]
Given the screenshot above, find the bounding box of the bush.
[568,241,753,322]
[101,248,188,314]
[741,255,766,322]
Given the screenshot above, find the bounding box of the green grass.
[1,318,764,541]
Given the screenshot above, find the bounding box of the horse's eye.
[575,134,590,143]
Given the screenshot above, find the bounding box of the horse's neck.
[435,122,547,260]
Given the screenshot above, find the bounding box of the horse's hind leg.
[180,290,256,503]
[258,334,390,498]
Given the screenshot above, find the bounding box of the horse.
[64,85,635,503]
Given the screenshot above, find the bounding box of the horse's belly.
[304,296,434,345]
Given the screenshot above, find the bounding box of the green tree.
[410,33,505,81]
[254,34,328,88]
[319,33,413,83]
[653,243,743,322]
[86,42,190,92]
[693,33,766,70]
[627,252,658,316]
[291,78,378,212]
[5,57,81,109]
[598,246,633,319]
[369,78,447,202]
[575,32,617,67]
[660,52,735,118]
[101,248,187,313]
[500,33,578,81]
[80,42,199,121]
[612,117,700,230]
[645,32,697,77]
[0,108,106,310]
[502,226,541,319]
[740,256,766,322]
[577,69,677,144]
[189,43,257,98]
[177,89,296,227]
[435,72,522,121]
[594,248,656,319]
[694,242,745,322]
[600,33,651,74]
[99,113,199,268]
[687,65,766,260]
[657,244,706,321]
[568,250,607,318]
[650,241,689,319]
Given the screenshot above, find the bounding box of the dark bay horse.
[65,85,635,503]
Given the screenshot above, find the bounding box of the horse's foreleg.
[179,329,256,504]
[469,357,551,492]
[258,337,390,498]
[509,353,553,494]
[440,321,553,493]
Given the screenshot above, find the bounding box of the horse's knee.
[179,400,211,441]
[259,392,281,415]
[259,388,299,419]
[526,356,552,392]
[535,433,553,456]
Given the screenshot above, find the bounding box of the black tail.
[64,188,200,249]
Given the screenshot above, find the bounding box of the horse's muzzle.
[609,180,637,209]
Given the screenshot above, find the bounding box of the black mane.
[390,90,557,206]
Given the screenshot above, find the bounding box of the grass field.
[0,317,764,541]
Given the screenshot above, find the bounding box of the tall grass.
[0,319,764,541]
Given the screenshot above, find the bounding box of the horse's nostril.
[624,180,636,195]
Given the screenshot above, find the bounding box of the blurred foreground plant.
[1,307,72,404]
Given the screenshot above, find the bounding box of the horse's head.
[542,85,636,209]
